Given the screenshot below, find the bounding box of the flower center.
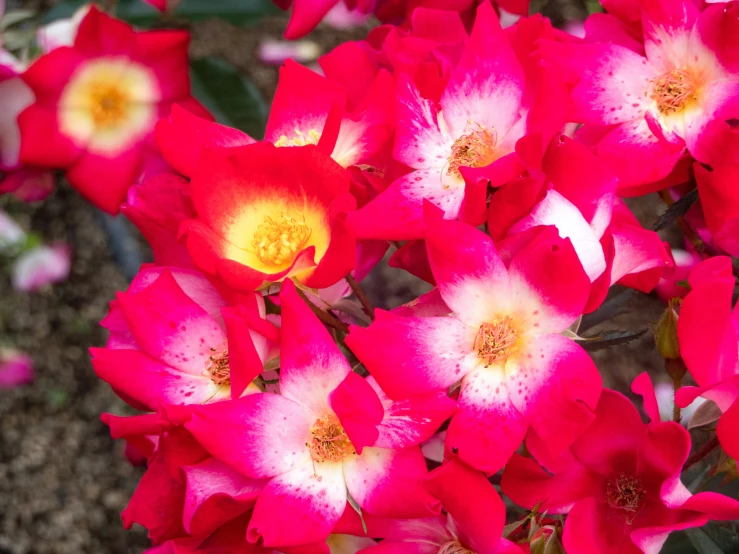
[473,316,518,367]
[606,473,645,523]
[447,123,497,178]
[307,414,355,464]
[274,128,322,147]
[438,541,474,554]
[89,83,129,127]
[205,350,230,386]
[250,212,312,267]
[650,68,698,115]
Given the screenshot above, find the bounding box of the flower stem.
[295,287,349,333]
[346,274,375,321]
[672,378,682,423]
[683,436,720,472]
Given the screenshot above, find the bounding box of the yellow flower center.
[88,82,130,127]
[650,67,699,115]
[447,123,497,178]
[473,316,519,367]
[307,414,355,464]
[250,212,312,267]
[606,473,645,523]
[205,350,230,386]
[438,541,474,554]
[274,128,322,147]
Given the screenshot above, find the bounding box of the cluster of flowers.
[3,0,739,551]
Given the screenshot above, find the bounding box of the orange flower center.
[650,68,699,115]
[89,82,130,127]
[447,124,497,178]
[251,212,312,267]
[473,316,519,367]
[606,473,645,523]
[205,350,230,386]
[438,541,474,554]
[307,414,355,464]
[274,128,322,147]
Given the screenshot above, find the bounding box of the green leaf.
[43,0,279,27]
[189,56,268,139]
[575,329,648,351]
[686,528,724,554]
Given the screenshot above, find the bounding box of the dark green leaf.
[43,0,279,27]
[685,528,724,554]
[652,188,699,232]
[189,56,267,139]
[575,329,648,351]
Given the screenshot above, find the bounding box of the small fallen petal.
[12,243,71,292]
[258,39,321,65]
[0,350,34,389]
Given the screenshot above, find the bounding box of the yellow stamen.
[205,350,230,386]
[650,68,699,115]
[250,212,312,267]
[275,128,322,147]
[473,316,518,367]
[446,122,497,178]
[606,473,645,524]
[306,414,355,465]
[88,82,130,127]
[438,541,474,554]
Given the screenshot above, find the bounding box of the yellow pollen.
[250,212,312,267]
[88,82,129,127]
[205,351,230,386]
[306,414,355,465]
[650,68,699,115]
[274,128,322,147]
[474,316,518,367]
[438,541,474,554]
[606,473,645,524]
[446,123,497,178]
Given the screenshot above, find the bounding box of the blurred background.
[0,0,734,552]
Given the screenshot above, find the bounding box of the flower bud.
[665,357,687,382]
[655,298,681,360]
[530,525,565,554]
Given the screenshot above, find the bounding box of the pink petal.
[347,169,464,241]
[678,263,738,388]
[266,60,345,146]
[597,118,686,188]
[12,244,71,292]
[501,453,600,513]
[367,376,456,450]
[632,372,662,423]
[116,270,226,375]
[392,75,450,170]
[90,348,215,410]
[570,389,645,476]
[508,334,601,459]
[425,217,511,327]
[329,371,384,453]
[182,458,265,537]
[424,458,506,553]
[717,399,739,460]
[508,190,607,281]
[506,226,590,334]
[284,0,339,39]
[439,2,524,139]
[279,279,351,417]
[248,460,346,547]
[562,496,631,554]
[0,351,33,388]
[346,311,476,401]
[186,394,312,479]
[446,367,529,472]
[343,446,438,518]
